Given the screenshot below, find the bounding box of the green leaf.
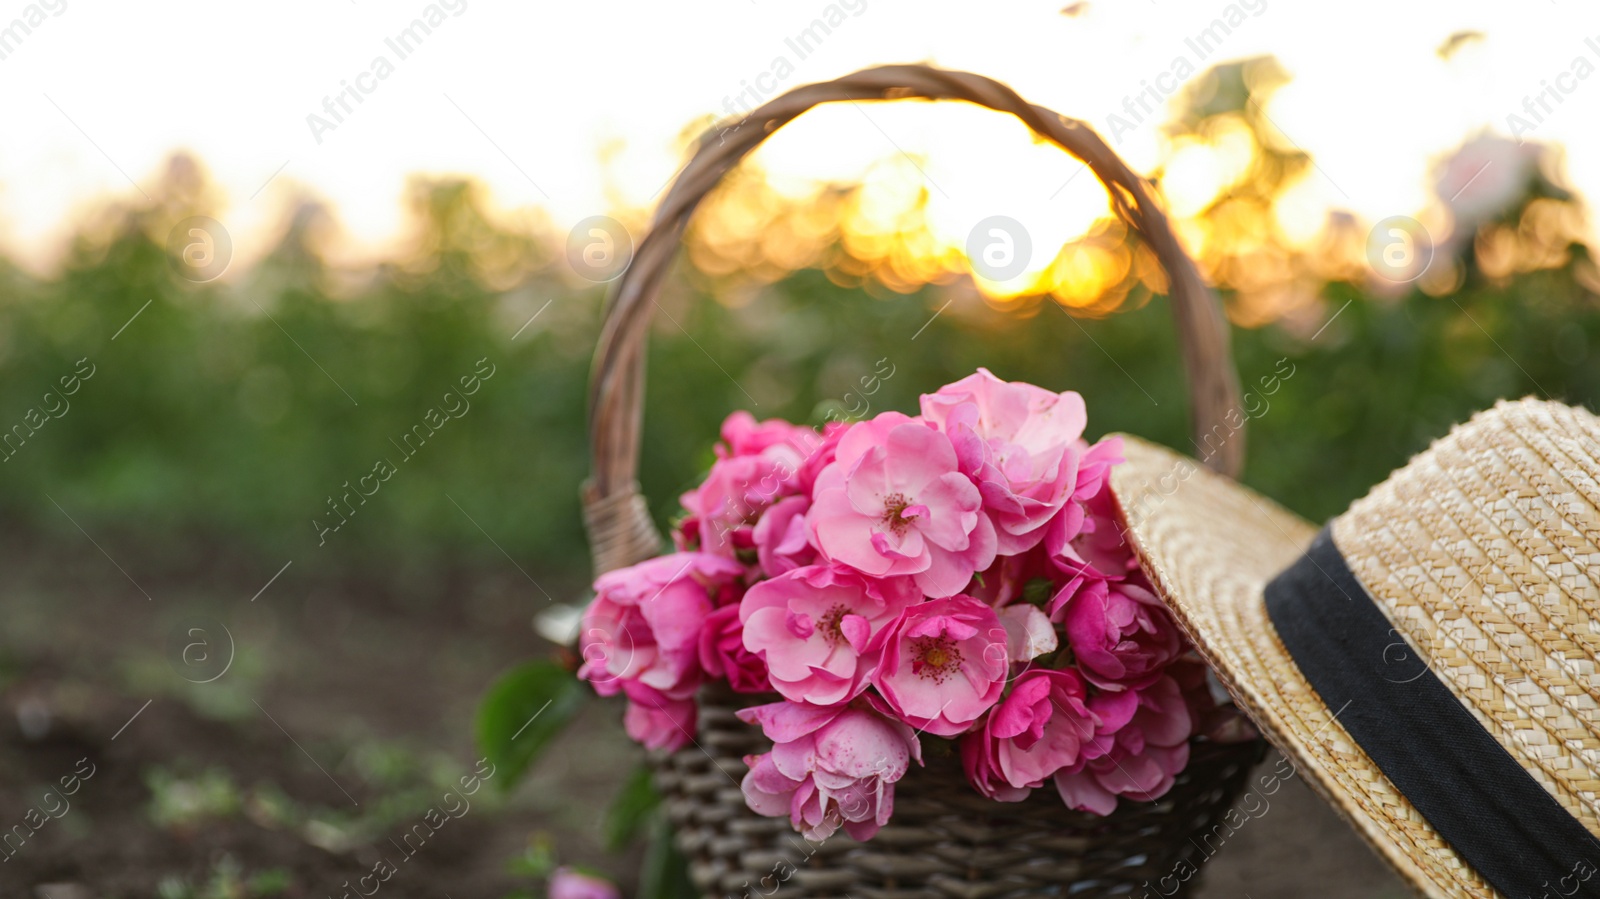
[603,763,661,851]
[638,814,696,899]
[476,660,588,792]
[1022,577,1056,607]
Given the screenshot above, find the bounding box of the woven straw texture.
[580,64,1267,899]
[656,687,1262,899]
[1109,397,1600,899]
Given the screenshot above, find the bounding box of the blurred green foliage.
[0,175,1595,592]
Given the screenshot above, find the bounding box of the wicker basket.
[583,65,1260,899]
[657,685,1262,899]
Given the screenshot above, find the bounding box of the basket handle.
[583,64,1243,576]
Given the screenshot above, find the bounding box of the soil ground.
[0,530,1410,898]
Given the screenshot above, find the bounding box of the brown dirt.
[0,531,1407,898]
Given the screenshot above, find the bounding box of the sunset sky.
[1,0,1595,275]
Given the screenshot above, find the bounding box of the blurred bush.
[0,165,1594,592]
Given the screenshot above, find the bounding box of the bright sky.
[1,0,1596,275]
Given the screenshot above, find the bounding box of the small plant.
[145,767,242,831]
[153,856,291,899]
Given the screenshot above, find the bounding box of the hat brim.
[1108,435,1494,899]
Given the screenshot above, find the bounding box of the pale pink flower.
[808,413,996,598]
[960,669,1101,801]
[740,565,918,706]
[738,700,922,841]
[869,596,1009,736]
[676,413,818,560]
[752,495,815,577]
[549,867,620,899]
[698,604,771,695]
[679,453,800,559]
[1436,135,1542,230]
[1054,575,1181,691]
[1053,674,1193,815]
[920,368,1088,452]
[620,681,698,752]
[578,553,745,701]
[921,369,1089,555]
[996,603,1058,664]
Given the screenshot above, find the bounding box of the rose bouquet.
[577,369,1234,842]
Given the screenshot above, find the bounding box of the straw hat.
[1109,397,1600,899]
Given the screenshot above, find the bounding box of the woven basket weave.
[657,686,1262,899]
[583,64,1261,899]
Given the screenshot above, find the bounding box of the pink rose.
[549,867,620,899]
[620,681,698,752]
[960,669,1099,801]
[752,495,815,577]
[920,369,1088,453]
[698,604,771,694]
[676,413,818,560]
[720,410,821,460]
[869,595,1008,736]
[680,453,800,559]
[578,553,746,701]
[808,413,997,598]
[1172,654,1259,744]
[921,369,1088,555]
[963,544,1057,607]
[797,420,847,495]
[1069,436,1125,506]
[1053,575,1181,691]
[1053,674,1193,815]
[741,565,918,706]
[738,700,922,841]
[1047,450,1137,580]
